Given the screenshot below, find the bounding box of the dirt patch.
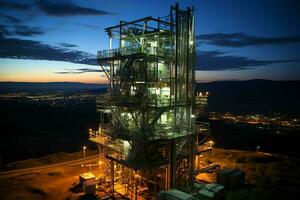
[13,172,40,182]
[47,169,64,176]
[26,185,47,197]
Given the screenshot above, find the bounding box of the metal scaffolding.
[89,4,210,199]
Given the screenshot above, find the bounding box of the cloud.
[0,24,12,36]
[55,68,103,74]
[197,33,300,47]
[0,24,46,37]
[1,34,296,73]
[14,25,45,36]
[36,0,113,16]
[0,14,22,23]
[0,35,97,65]
[59,42,78,48]
[0,1,31,10]
[197,50,297,70]
[75,23,101,30]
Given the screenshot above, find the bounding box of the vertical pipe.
[165,166,169,190]
[188,135,195,186]
[169,138,176,189]
[186,7,190,103]
[135,171,138,200]
[109,31,112,50]
[156,58,159,107]
[190,7,197,180]
[119,21,122,48]
[144,56,147,107]
[174,3,179,128]
[169,5,173,107]
[110,53,113,94]
[191,7,196,104]
[111,161,114,197]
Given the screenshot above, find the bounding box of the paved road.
[0,155,100,178]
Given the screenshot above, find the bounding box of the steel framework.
[89,4,210,199]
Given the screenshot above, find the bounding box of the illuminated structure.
[89,4,210,199]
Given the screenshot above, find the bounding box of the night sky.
[0,0,300,83]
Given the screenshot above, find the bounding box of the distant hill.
[0,82,106,93]
[197,79,300,115]
[1,80,299,114]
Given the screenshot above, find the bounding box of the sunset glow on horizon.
[1,0,299,83]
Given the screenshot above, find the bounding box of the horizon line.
[1,78,300,84]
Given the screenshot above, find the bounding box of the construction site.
[87,4,226,200]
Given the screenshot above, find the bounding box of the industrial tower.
[89,4,210,199]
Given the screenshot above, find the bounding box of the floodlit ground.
[0,150,103,200]
[0,148,299,200]
[1,166,84,199]
[3,150,98,170]
[208,148,300,199]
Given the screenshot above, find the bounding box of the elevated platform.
[98,46,173,61]
[194,163,220,175]
[195,122,210,135]
[89,125,197,143]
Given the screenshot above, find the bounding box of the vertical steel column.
[169,5,173,107]
[111,161,114,197]
[191,7,196,101]
[186,7,190,103]
[169,138,176,189]
[109,30,112,50]
[112,60,114,96]
[174,3,179,127]
[165,166,169,190]
[135,171,138,200]
[188,135,195,186]
[119,21,122,48]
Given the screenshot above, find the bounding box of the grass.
[210,148,300,200]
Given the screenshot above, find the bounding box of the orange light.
[208,140,214,146]
[134,174,140,179]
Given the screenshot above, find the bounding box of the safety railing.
[146,98,174,107]
[97,46,173,60]
[89,127,124,152]
[151,125,194,140]
[195,122,210,135]
[195,94,208,106]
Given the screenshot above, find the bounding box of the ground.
[0,150,101,200]
[0,167,80,199]
[0,148,299,200]
[209,149,300,200]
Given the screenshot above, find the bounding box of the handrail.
[97,46,173,59]
[195,122,210,135]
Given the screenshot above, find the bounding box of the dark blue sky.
[0,0,300,83]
